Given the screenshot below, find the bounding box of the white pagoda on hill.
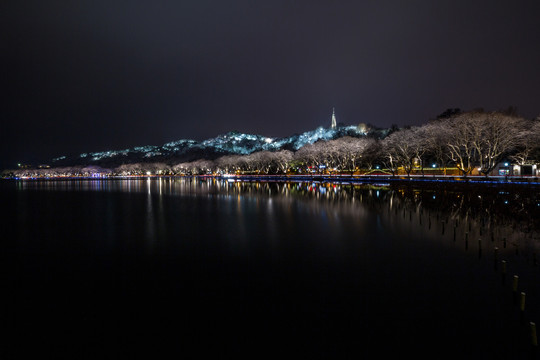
[331,108,337,129]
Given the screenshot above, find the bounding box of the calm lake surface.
[2,178,540,358]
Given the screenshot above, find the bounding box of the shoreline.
[3,173,540,186]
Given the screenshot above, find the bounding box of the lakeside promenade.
[217,174,540,186]
[5,173,540,186]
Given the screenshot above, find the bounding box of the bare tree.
[422,121,452,175]
[270,150,294,174]
[117,163,145,175]
[359,139,382,171]
[245,151,274,174]
[473,112,528,176]
[380,139,400,176]
[189,159,215,174]
[508,119,540,166]
[294,142,326,173]
[437,111,528,176]
[215,155,243,174]
[440,114,480,176]
[328,136,372,174]
[382,127,426,177]
[304,140,339,171]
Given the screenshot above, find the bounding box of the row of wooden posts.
[397,204,539,350]
[502,255,538,349]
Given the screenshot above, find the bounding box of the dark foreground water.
[2,178,540,359]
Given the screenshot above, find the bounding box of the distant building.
[492,161,538,177]
[357,123,368,134]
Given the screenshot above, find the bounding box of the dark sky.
[2,0,540,168]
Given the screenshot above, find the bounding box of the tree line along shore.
[4,109,540,179]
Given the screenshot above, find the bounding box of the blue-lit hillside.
[49,124,380,167]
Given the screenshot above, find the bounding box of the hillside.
[48,124,386,167]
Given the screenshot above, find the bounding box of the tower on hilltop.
[331,108,337,129]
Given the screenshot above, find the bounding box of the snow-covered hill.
[50,124,386,166]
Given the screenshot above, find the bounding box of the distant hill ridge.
[50,124,387,167]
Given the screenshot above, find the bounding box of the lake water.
[2,178,540,358]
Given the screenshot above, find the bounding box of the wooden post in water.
[520,292,526,312]
[513,275,519,293]
[531,322,538,347]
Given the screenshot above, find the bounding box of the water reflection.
[15,178,540,248]
[6,177,540,357]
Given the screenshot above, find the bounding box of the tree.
[294,142,326,173]
[509,119,540,166]
[328,136,372,174]
[382,127,427,177]
[359,139,382,171]
[216,155,243,174]
[473,112,527,176]
[438,111,528,176]
[422,121,453,175]
[270,150,294,174]
[440,114,481,176]
[380,139,400,176]
[436,108,462,119]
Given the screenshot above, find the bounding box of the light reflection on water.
[15,177,540,242]
[5,177,540,357]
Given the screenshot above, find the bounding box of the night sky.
[2,1,540,168]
